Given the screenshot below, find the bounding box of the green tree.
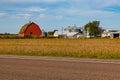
[84,21,102,37]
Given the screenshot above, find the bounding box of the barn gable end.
[19,22,42,37]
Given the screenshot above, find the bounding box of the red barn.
[19,22,42,37]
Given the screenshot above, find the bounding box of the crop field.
[0,38,120,59]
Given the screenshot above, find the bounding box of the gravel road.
[0,55,120,80]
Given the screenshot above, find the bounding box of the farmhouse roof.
[19,22,32,34]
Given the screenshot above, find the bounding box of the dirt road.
[0,55,120,80]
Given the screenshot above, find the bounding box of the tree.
[84,21,102,37]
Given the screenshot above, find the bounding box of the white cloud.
[94,0,120,7]
[25,7,46,12]
[55,5,120,20]
[55,16,63,20]
[80,10,119,18]
[62,0,120,9]
[0,12,7,17]
[37,0,65,3]
[0,0,65,3]
[39,14,46,18]
[16,14,31,19]
[39,14,63,20]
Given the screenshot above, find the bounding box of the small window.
[30,32,32,35]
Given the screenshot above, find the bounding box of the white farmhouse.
[110,31,120,38]
[54,25,83,38]
[101,29,111,38]
[101,29,120,38]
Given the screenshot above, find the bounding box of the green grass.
[0,38,120,59]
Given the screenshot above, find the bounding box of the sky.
[0,0,120,33]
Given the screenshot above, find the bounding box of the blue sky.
[0,0,120,33]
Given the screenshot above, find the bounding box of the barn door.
[30,32,32,36]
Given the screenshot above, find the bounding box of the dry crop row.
[0,39,120,59]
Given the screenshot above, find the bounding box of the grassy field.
[0,38,120,59]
